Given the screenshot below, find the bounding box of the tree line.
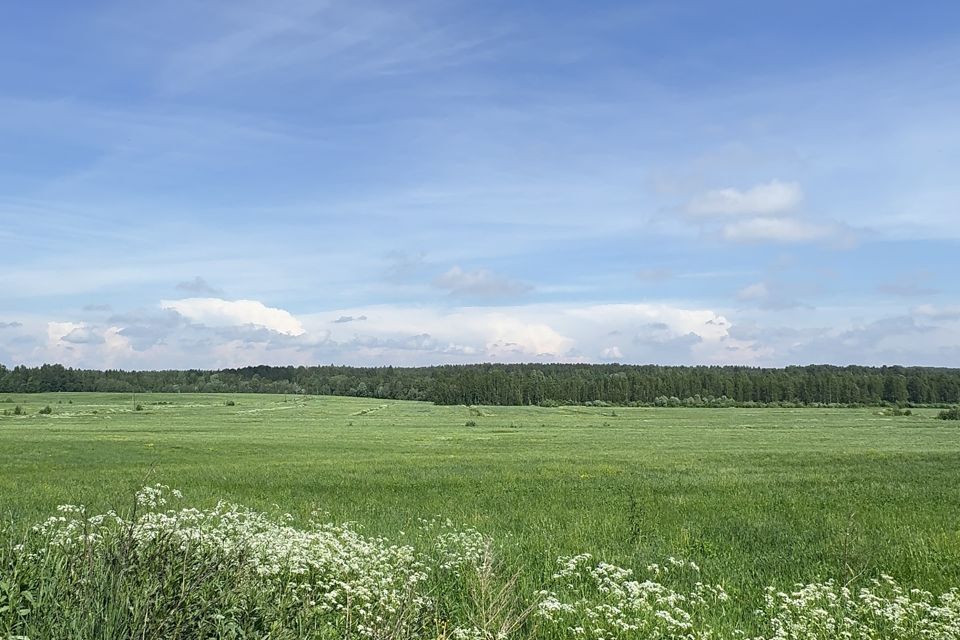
[2,363,959,407]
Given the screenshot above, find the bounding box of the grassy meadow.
[2,393,960,636]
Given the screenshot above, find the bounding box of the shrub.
[465,420,477,427]
[938,406,960,421]
[134,403,143,412]
[38,405,52,415]
[225,400,236,406]
[12,405,24,415]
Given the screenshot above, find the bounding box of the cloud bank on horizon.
[2,1,959,369]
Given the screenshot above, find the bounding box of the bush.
[225,400,236,406]
[465,420,477,427]
[38,405,53,415]
[12,405,24,415]
[938,407,960,421]
[134,404,143,412]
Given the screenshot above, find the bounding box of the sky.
[2,1,959,369]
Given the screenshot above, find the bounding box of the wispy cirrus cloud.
[682,180,857,246]
[877,272,940,297]
[176,276,223,296]
[686,180,802,216]
[721,217,836,243]
[432,266,532,298]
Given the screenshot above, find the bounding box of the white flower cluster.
[135,483,182,509]
[418,517,489,571]
[750,575,960,640]
[30,487,445,638]
[537,553,728,640]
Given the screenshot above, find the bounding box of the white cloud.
[734,279,809,310]
[22,299,960,369]
[62,326,106,345]
[687,180,802,216]
[47,321,84,344]
[433,266,532,297]
[721,217,834,243]
[483,314,572,357]
[601,346,624,360]
[913,304,960,320]
[161,298,305,336]
[737,282,770,301]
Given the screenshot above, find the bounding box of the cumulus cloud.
[601,346,624,360]
[15,296,959,369]
[687,180,802,216]
[111,308,185,350]
[62,326,106,345]
[176,276,223,295]
[161,298,305,336]
[482,314,571,357]
[433,266,532,297]
[47,322,83,344]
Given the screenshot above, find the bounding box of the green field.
[2,392,960,635]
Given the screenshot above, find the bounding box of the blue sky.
[2,1,959,369]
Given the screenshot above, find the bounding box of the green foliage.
[939,406,960,420]
[2,363,959,407]
[11,405,24,416]
[37,406,52,415]
[464,420,477,427]
[224,399,235,406]
[134,403,143,411]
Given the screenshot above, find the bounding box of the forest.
[2,362,959,407]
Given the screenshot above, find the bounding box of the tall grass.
[3,486,959,639]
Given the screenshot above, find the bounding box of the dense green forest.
[2,363,959,407]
